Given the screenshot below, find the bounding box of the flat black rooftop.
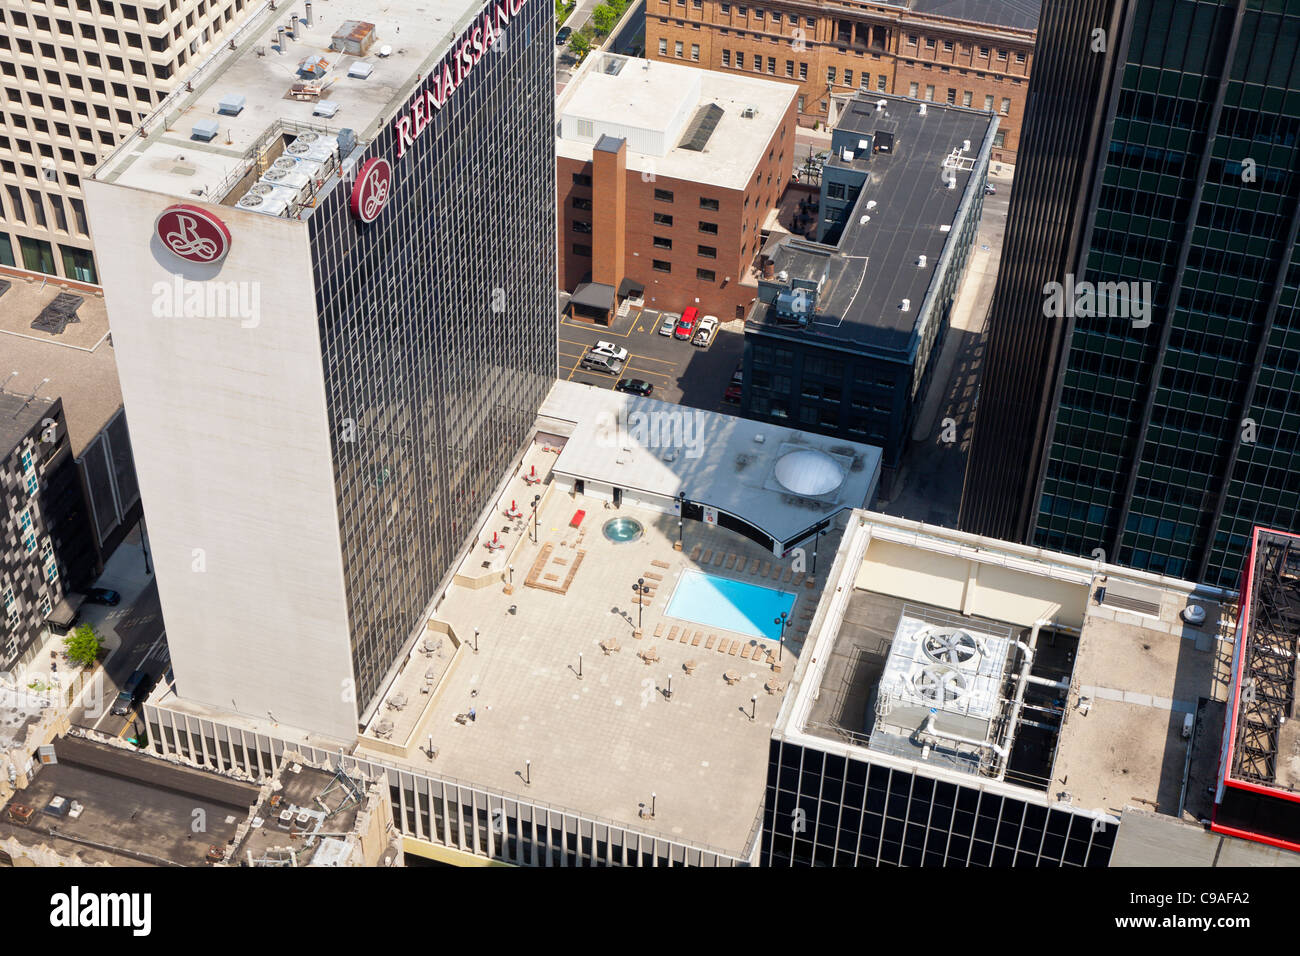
[909,0,1041,31]
[0,392,54,455]
[0,736,258,866]
[751,94,993,358]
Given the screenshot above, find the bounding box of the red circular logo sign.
[155,204,232,264]
[350,158,392,223]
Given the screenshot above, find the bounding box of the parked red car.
[674,307,701,340]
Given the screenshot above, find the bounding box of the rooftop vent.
[876,99,887,111]
[191,119,219,141]
[858,138,870,150]
[859,214,870,224]
[842,149,855,161]
[917,254,927,267]
[218,94,246,116]
[900,298,910,311]
[1098,579,1162,617]
[331,20,378,56]
[865,200,877,210]
[919,103,927,115]
[741,105,757,118]
[347,61,374,79]
[313,100,340,118]
[962,138,971,151]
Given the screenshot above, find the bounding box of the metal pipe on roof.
[305,1,313,25]
[996,620,1051,782]
[917,713,1008,761]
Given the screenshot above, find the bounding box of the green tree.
[569,31,592,59]
[64,622,102,668]
[591,4,617,34]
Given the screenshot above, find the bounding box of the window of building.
[924,85,934,100]
[722,49,731,66]
[572,197,592,210]
[572,220,592,234]
[572,172,592,186]
[674,40,683,57]
[767,56,775,74]
[946,88,956,104]
[993,130,1005,147]
[785,60,793,77]
[827,67,835,83]
[659,37,667,55]
[655,188,674,202]
[797,94,804,111]
[962,90,972,106]
[737,52,745,68]
[699,221,718,234]
[700,196,720,210]
[844,69,853,87]
[1000,97,1011,114]
[692,44,700,61]
[698,245,717,259]
[1015,51,1026,63]
[943,39,953,52]
[654,212,673,226]
[652,259,671,273]
[654,236,672,249]
[984,94,994,111]
[908,81,918,97]
[798,61,807,79]
[697,268,716,281]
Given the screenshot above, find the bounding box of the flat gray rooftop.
[0,736,258,866]
[544,381,881,545]
[0,393,52,458]
[751,94,993,357]
[1110,808,1300,866]
[909,0,1041,31]
[95,0,480,201]
[557,55,796,192]
[0,277,121,456]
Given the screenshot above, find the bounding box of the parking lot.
[559,305,745,411]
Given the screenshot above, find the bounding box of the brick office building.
[557,54,797,321]
[644,0,1036,164]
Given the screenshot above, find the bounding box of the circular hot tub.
[603,517,644,543]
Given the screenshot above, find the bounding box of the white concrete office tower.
[84,0,556,739]
[0,0,263,282]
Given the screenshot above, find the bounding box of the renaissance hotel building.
[84,0,556,739]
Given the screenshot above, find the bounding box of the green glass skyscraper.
[961,0,1300,587]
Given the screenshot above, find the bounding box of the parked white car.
[590,340,629,362]
[658,312,679,336]
[692,315,719,347]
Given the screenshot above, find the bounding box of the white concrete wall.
[83,181,358,740]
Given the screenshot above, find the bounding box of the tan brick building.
[557,53,797,321]
[644,0,1036,165]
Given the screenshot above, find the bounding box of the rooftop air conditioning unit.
[742,106,756,118]
[917,254,927,267]
[919,103,927,115]
[900,298,911,311]
[753,434,765,443]
[962,138,971,151]
[876,99,887,111]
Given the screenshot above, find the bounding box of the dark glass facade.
[964,0,1300,587]
[308,1,557,712]
[763,737,1116,866]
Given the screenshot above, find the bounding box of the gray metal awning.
[45,593,86,628]
[569,282,615,311]
[617,277,644,298]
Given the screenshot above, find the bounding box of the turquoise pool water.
[664,570,796,640]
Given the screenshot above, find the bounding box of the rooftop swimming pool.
[664,570,797,640]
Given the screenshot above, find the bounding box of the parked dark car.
[556,26,572,45]
[85,587,121,607]
[616,379,654,397]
